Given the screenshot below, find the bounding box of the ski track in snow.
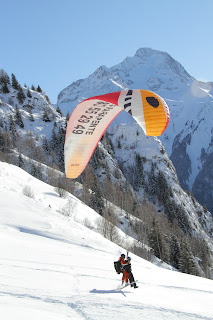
[1,287,212,320]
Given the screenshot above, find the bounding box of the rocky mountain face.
[57,48,213,213]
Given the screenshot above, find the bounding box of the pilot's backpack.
[114,260,121,274]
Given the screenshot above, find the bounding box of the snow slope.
[0,161,213,320]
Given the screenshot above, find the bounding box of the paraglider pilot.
[119,254,129,285]
[123,257,138,288]
[114,254,138,288]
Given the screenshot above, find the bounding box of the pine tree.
[123,181,135,215]
[66,111,70,122]
[18,153,25,169]
[30,162,43,180]
[193,237,211,277]
[0,128,12,152]
[83,166,104,214]
[56,105,63,117]
[157,170,170,204]
[8,114,16,138]
[90,145,103,170]
[170,235,181,269]
[17,86,26,104]
[148,163,157,195]
[149,218,164,260]
[29,109,34,122]
[175,205,191,233]
[27,88,32,98]
[164,198,176,222]
[82,179,91,206]
[50,126,57,151]
[31,85,35,91]
[133,153,145,190]
[117,139,121,149]
[105,132,114,156]
[178,240,200,276]
[15,105,24,128]
[45,95,50,103]
[36,85,42,92]
[102,177,114,203]
[42,137,50,154]
[2,83,10,93]
[90,187,104,214]
[0,69,10,86]
[57,126,66,169]
[42,109,51,122]
[0,127,4,151]
[11,73,20,90]
[0,69,10,93]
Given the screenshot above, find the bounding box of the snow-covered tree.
[0,69,10,93]
[42,109,51,122]
[15,105,24,128]
[170,235,181,269]
[0,69,10,86]
[11,73,20,90]
[17,86,26,104]
[178,240,200,276]
[36,85,42,92]
[18,153,25,169]
[27,88,32,98]
[56,105,63,117]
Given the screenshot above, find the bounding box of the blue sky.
[1,0,212,103]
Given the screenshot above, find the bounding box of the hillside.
[0,72,64,141]
[0,71,66,171]
[1,161,213,320]
[0,69,213,278]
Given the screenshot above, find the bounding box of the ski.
[118,280,138,289]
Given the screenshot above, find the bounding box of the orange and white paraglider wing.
[64,92,123,179]
[64,89,170,179]
[117,89,170,136]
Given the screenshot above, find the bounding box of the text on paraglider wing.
[65,89,170,179]
[72,101,116,136]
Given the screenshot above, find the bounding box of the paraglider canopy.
[64,89,170,179]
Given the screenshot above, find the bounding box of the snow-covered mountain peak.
[135,47,161,57]
[93,65,109,78]
[120,47,190,81]
[133,47,172,67]
[57,48,191,108]
[57,47,213,213]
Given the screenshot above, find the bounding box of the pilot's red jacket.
[119,257,129,283]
